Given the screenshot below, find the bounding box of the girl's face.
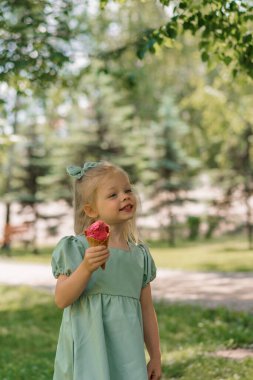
[94,171,137,226]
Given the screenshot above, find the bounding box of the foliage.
[100,0,253,79]
[39,62,143,203]
[187,215,201,240]
[205,215,221,239]
[1,285,253,379]
[0,0,77,87]
[2,0,252,88]
[11,126,50,205]
[146,95,198,244]
[1,0,253,243]
[180,73,253,247]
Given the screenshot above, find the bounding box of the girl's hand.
[83,245,110,273]
[147,358,162,380]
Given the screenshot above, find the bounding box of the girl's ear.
[83,204,98,218]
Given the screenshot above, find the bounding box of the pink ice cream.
[84,221,110,270]
[85,220,110,241]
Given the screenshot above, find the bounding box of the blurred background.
[1,0,253,254]
[1,1,253,378]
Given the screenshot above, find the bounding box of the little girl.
[51,161,162,380]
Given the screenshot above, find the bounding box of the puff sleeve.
[51,236,85,278]
[140,244,157,288]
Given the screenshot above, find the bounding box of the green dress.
[51,234,156,380]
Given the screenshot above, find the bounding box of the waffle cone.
[86,236,109,248]
[86,236,109,270]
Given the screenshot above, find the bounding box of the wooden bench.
[1,223,31,249]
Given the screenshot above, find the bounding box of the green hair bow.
[66,162,101,179]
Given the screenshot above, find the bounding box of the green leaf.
[159,0,171,5]
[136,46,146,60]
[183,21,196,32]
[230,1,237,11]
[165,23,177,39]
[243,34,252,44]
[232,68,238,77]
[224,56,232,66]
[99,0,109,9]
[199,39,209,49]
[201,51,209,62]
[179,1,187,10]
[196,12,205,28]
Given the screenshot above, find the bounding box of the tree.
[40,62,143,205]
[100,0,253,79]
[146,95,198,245]
[0,0,82,248]
[12,124,51,252]
[1,0,252,247]
[179,64,253,246]
[0,90,55,251]
[3,1,252,83]
[0,88,22,250]
[0,0,77,87]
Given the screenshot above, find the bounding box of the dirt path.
[0,259,55,291]
[1,259,253,312]
[153,269,253,312]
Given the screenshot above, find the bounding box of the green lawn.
[1,285,253,380]
[0,286,60,380]
[0,246,53,264]
[4,235,253,272]
[149,237,253,272]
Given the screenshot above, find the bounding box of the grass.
[148,236,253,272]
[0,246,53,264]
[1,285,253,380]
[157,303,253,379]
[3,234,253,272]
[0,286,60,380]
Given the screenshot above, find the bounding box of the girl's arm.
[140,284,162,380]
[55,245,109,309]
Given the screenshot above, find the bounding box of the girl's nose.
[122,192,129,201]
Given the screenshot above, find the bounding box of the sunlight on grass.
[0,286,52,310]
[150,237,253,272]
[155,303,253,379]
[0,286,60,380]
[1,286,253,379]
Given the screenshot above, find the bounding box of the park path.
[1,258,253,312]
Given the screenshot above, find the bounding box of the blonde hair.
[72,161,140,244]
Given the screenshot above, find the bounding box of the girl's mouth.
[119,204,133,212]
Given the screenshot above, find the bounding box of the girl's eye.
[108,193,117,198]
[125,189,132,193]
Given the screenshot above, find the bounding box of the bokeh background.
[1,0,253,252]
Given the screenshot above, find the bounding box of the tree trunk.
[245,194,253,250]
[31,204,39,254]
[1,92,19,252]
[168,206,176,246]
[1,203,11,254]
[244,124,253,250]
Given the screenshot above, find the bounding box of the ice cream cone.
[84,220,110,270]
[86,236,109,270]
